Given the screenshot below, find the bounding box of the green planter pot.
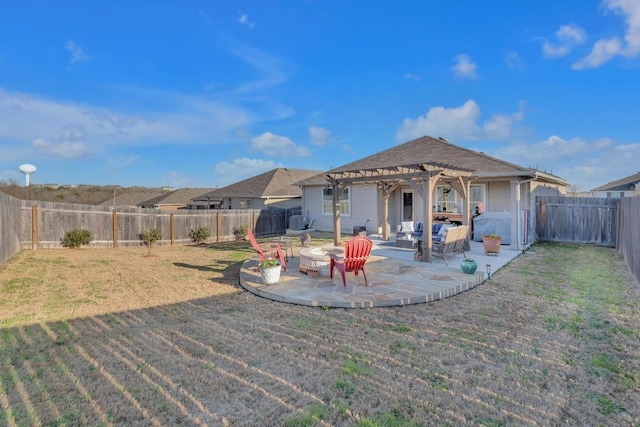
[460,259,478,274]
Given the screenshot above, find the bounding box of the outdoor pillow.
[415,222,423,232]
[437,223,455,236]
[400,221,414,232]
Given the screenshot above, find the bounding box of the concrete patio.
[238,236,521,308]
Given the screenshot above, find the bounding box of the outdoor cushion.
[434,224,456,242]
[400,221,414,232]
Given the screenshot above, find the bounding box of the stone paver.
[239,238,520,308]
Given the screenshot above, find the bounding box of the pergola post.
[332,183,340,246]
[378,182,398,241]
[421,174,438,262]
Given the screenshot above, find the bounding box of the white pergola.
[325,162,473,263]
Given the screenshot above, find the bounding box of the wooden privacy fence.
[20,201,300,249]
[616,196,640,285]
[536,196,618,247]
[0,192,22,264]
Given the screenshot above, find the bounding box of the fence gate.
[536,196,618,247]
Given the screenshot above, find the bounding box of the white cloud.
[451,54,477,79]
[397,100,526,143]
[33,138,93,158]
[505,51,526,70]
[65,40,91,64]
[238,12,255,29]
[308,126,331,146]
[0,87,275,161]
[250,132,312,157]
[214,157,280,186]
[572,0,640,68]
[557,24,587,44]
[488,135,638,190]
[572,37,623,69]
[483,104,525,140]
[403,73,420,81]
[542,24,587,58]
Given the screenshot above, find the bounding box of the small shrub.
[139,229,161,256]
[139,229,161,247]
[189,227,211,244]
[61,229,93,248]
[233,225,248,240]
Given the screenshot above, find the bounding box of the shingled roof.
[331,135,528,174]
[295,135,567,186]
[196,168,324,200]
[591,171,640,192]
[140,188,216,207]
[98,189,170,207]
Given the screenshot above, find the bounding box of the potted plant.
[460,254,478,274]
[481,233,502,255]
[259,258,282,285]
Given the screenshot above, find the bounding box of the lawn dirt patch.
[1,241,639,426]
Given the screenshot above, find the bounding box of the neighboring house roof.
[591,172,640,192]
[295,135,567,186]
[195,168,324,201]
[98,190,170,207]
[140,188,216,208]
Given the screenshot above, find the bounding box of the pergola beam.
[325,163,473,258]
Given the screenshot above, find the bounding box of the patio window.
[322,187,350,216]
[435,186,455,212]
[470,184,486,214]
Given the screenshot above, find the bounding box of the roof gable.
[591,171,640,192]
[329,135,526,174]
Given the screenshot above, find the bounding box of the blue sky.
[1,1,638,191]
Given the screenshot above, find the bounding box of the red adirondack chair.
[329,236,373,286]
[247,229,287,271]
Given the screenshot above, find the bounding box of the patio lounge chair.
[247,229,287,272]
[432,225,469,266]
[329,235,373,286]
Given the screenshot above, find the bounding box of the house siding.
[486,181,511,211]
[303,184,380,234]
[264,197,302,209]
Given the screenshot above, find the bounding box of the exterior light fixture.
[486,264,492,279]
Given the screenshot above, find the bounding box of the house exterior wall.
[264,197,302,209]
[485,181,511,211]
[301,178,568,244]
[302,184,380,234]
[592,190,639,198]
[302,186,329,231]
[228,197,265,210]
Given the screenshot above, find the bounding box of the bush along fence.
[15,198,301,250]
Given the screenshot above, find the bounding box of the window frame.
[322,187,350,216]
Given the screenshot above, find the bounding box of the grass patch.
[0,242,638,425]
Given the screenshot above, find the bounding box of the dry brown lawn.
[1,238,639,426]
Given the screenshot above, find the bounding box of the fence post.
[253,210,258,234]
[112,210,118,248]
[170,213,175,245]
[216,211,221,242]
[32,205,38,250]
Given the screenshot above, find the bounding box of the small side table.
[272,237,294,260]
